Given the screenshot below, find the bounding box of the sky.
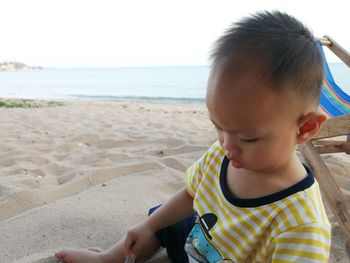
[0,0,349,68]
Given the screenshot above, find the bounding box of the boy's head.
[210,10,324,105]
[206,11,326,172]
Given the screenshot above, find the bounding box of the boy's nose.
[225,148,241,160]
[222,135,241,156]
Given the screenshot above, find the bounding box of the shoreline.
[0,100,349,262]
[0,96,206,107]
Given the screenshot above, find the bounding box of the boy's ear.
[296,112,327,144]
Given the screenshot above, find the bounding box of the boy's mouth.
[231,160,243,169]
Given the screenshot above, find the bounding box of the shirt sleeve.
[185,150,207,198]
[267,223,331,262]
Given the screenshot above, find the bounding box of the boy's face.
[206,64,304,174]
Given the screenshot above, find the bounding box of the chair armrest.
[313,114,350,140]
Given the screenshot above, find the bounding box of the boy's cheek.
[217,133,224,145]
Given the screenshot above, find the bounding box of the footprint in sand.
[159,157,188,172]
[0,185,15,202]
[93,139,135,149]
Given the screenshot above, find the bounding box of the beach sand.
[0,101,349,262]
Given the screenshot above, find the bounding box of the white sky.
[0,0,349,68]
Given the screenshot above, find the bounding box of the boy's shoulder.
[270,180,331,232]
[203,141,225,159]
[196,141,225,169]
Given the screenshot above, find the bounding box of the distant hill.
[0,61,42,72]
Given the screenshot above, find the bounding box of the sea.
[0,64,349,105]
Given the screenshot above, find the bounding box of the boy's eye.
[240,138,260,143]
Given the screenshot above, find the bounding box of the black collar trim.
[219,156,315,208]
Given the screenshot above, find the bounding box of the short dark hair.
[210,11,324,103]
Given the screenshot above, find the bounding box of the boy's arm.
[145,187,194,232]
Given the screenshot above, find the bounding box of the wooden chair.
[300,36,350,245]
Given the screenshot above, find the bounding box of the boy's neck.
[226,153,308,199]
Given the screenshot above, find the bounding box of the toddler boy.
[56,11,331,262]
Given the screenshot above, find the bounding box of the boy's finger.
[54,251,65,259]
[123,235,136,255]
[125,255,136,263]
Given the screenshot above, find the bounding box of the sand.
[0,100,349,262]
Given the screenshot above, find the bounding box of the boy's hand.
[122,188,194,258]
[123,221,156,257]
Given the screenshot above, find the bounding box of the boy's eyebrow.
[209,116,259,134]
[209,117,236,132]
